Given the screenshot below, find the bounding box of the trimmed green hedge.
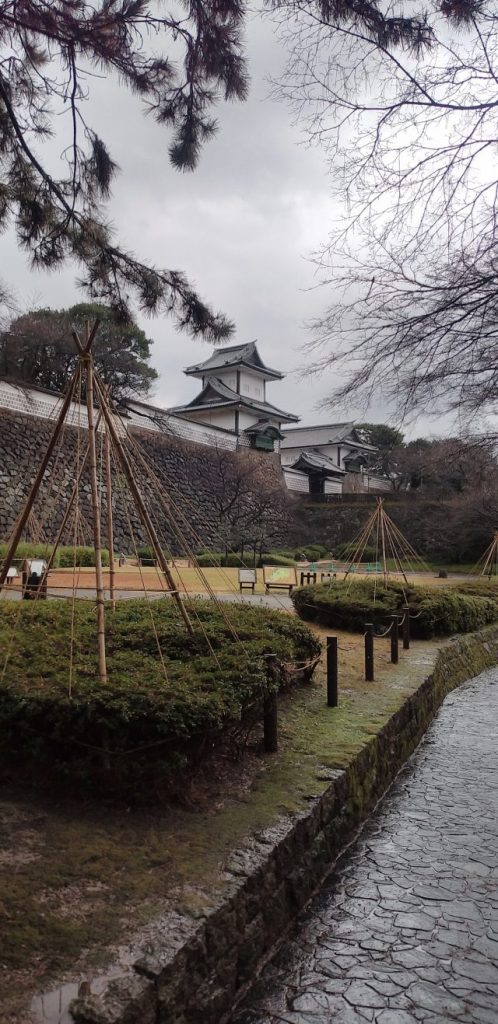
[294,545,329,561]
[259,553,296,567]
[195,551,245,567]
[195,551,298,568]
[291,579,498,639]
[334,543,378,562]
[0,599,320,796]
[0,544,110,568]
[0,542,59,566]
[451,579,498,600]
[58,546,110,567]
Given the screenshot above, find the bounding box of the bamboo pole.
[481,532,498,578]
[342,503,377,581]
[379,499,388,586]
[0,368,80,589]
[35,407,105,595]
[84,353,107,682]
[383,515,409,586]
[93,376,194,634]
[104,424,116,610]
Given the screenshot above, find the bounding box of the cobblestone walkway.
[233,669,498,1024]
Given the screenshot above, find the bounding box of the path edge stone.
[69,626,498,1024]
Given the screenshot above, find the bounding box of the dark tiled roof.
[243,419,285,439]
[281,422,377,451]
[289,449,345,476]
[168,377,298,423]
[185,341,283,379]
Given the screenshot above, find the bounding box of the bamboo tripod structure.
[0,320,194,684]
[342,497,428,586]
[479,531,498,578]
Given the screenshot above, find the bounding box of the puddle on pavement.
[30,973,120,1024]
[30,982,80,1024]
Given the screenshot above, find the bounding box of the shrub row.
[291,579,498,639]
[58,546,110,567]
[0,599,320,797]
[334,543,379,561]
[451,579,498,599]
[0,543,110,568]
[195,551,297,568]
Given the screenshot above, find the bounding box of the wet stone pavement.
[232,669,498,1024]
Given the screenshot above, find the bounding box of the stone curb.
[70,627,498,1024]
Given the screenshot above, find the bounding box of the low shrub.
[195,550,223,566]
[0,544,113,569]
[0,598,320,797]
[58,546,110,567]
[294,544,329,561]
[451,579,498,600]
[195,551,245,567]
[258,553,296,567]
[136,546,173,564]
[334,543,378,562]
[222,553,247,567]
[0,542,60,566]
[291,579,498,639]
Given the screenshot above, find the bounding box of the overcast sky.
[0,13,452,439]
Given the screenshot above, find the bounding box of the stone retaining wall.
[0,410,290,553]
[70,626,498,1024]
[290,497,460,561]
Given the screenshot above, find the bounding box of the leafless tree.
[270,0,498,418]
[394,435,498,493]
[209,446,291,560]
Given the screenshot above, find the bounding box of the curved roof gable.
[185,341,283,381]
[290,449,345,477]
[168,376,298,423]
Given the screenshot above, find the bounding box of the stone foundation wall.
[0,410,290,554]
[70,626,498,1024]
[291,497,456,560]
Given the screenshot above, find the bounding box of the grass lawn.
[5,564,487,598]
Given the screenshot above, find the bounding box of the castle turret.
[167,341,298,449]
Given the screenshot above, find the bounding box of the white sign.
[239,569,257,584]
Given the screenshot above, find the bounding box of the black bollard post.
[364,623,374,682]
[263,653,278,753]
[327,636,338,707]
[390,615,399,664]
[402,604,410,650]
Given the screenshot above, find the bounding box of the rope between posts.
[282,655,321,676]
[373,623,393,638]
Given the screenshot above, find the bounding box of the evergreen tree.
[0,303,158,398]
[0,1,248,335]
